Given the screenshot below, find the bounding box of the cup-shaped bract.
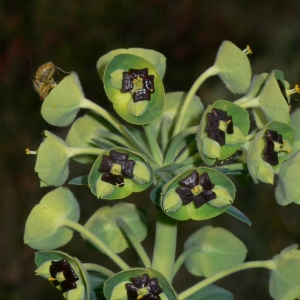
[247,122,295,184]
[104,268,177,300]
[35,131,70,187]
[24,187,80,250]
[161,167,235,221]
[35,251,89,300]
[41,73,85,126]
[84,203,147,253]
[184,226,247,277]
[103,54,165,125]
[214,41,252,94]
[97,48,166,81]
[275,151,300,206]
[89,148,153,200]
[269,245,300,300]
[197,100,249,166]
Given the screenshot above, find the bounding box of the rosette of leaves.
[97,48,166,81]
[103,53,165,124]
[213,40,252,94]
[103,268,177,300]
[236,70,291,125]
[247,122,295,184]
[197,100,250,166]
[89,148,153,199]
[35,131,70,186]
[269,244,300,300]
[35,251,89,300]
[161,167,235,221]
[84,203,147,253]
[183,226,247,277]
[65,112,118,164]
[41,73,84,126]
[24,187,80,250]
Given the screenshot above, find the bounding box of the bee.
[32,62,58,100]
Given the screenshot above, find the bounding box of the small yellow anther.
[243,45,253,55]
[25,148,37,155]
[287,84,300,97]
[48,277,55,282]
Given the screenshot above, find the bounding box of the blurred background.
[2,0,300,299]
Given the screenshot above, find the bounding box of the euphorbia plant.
[24,41,300,300]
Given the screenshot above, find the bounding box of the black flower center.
[48,259,79,293]
[263,130,287,166]
[98,150,136,187]
[125,274,163,300]
[175,171,216,208]
[205,108,234,146]
[122,68,155,102]
[277,80,288,103]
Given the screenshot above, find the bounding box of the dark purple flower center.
[277,80,288,103]
[122,68,155,102]
[175,171,216,208]
[263,130,284,166]
[98,150,136,187]
[125,273,163,300]
[48,259,79,293]
[205,108,233,146]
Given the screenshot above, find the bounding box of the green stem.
[178,260,275,300]
[235,96,260,109]
[164,126,198,165]
[80,99,125,135]
[67,147,106,158]
[161,116,173,151]
[217,163,245,173]
[60,218,130,270]
[82,263,115,278]
[143,123,163,166]
[116,218,151,268]
[175,152,201,169]
[152,210,178,282]
[173,66,218,136]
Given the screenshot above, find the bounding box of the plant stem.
[173,66,218,136]
[164,126,198,165]
[67,147,105,158]
[60,218,130,270]
[116,218,151,268]
[143,123,163,166]
[234,96,260,109]
[152,210,178,283]
[82,263,115,278]
[177,260,275,300]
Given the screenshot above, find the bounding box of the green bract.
[161,167,235,221]
[184,226,247,277]
[35,131,70,186]
[97,48,166,81]
[184,285,233,300]
[89,148,153,199]
[41,73,84,126]
[197,100,249,166]
[247,122,295,184]
[214,40,252,94]
[35,251,89,300]
[103,54,165,124]
[103,268,177,300]
[24,187,80,250]
[269,245,300,300]
[84,203,147,253]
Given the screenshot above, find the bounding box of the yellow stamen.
[287,84,300,97]
[243,45,252,55]
[25,148,37,155]
[48,277,55,282]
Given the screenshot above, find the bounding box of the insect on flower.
[32,62,69,100]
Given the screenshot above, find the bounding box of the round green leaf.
[97,48,166,80]
[88,148,153,200]
[103,54,165,125]
[41,73,84,126]
[184,226,247,277]
[270,245,300,300]
[35,131,69,186]
[84,203,147,253]
[24,187,80,250]
[214,41,251,94]
[161,167,235,221]
[103,268,178,300]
